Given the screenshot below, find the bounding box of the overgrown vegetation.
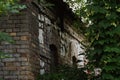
[0,0,26,15]
[66,0,120,79]
[77,0,120,79]
[0,32,14,58]
[37,65,88,80]
[0,0,24,58]
[0,0,120,80]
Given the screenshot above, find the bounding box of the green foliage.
[38,0,54,7]
[0,32,14,43]
[0,32,14,58]
[0,0,26,15]
[77,0,120,79]
[65,0,86,15]
[37,65,88,80]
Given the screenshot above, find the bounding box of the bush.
[37,65,88,80]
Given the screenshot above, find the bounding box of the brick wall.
[0,1,86,80]
[0,9,40,80]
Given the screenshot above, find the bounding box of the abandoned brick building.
[0,0,86,80]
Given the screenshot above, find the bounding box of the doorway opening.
[49,44,59,71]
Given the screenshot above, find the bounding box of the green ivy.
[0,32,14,58]
[0,0,25,58]
[0,0,26,15]
[0,32,14,43]
[78,0,120,79]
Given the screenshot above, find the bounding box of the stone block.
[3,67,17,70]
[17,49,29,53]
[21,61,29,66]
[3,71,9,75]
[13,37,20,40]
[40,15,45,21]
[16,41,29,45]
[1,24,15,28]
[17,57,28,61]
[13,20,21,23]
[5,62,14,66]
[21,36,28,40]
[3,49,13,53]
[20,53,29,57]
[20,45,29,48]
[0,62,4,67]
[14,62,21,66]
[20,71,31,75]
[18,75,31,80]
[16,24,28,28]
[21,27,29,32]
[10,32,16,36]
[13,54,20,58]
[17,32,29,36]
[7,20,13,24]
[6,29,12,32]
[0,71,3,75]
[4,76,17,79]
[2,58,16,62]
[20,20,29,24]
[13,28,20,32]
[8,71,20,75]
[20,66,31,70]
[31,43,36,48]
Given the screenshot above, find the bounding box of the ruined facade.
[0,0,86,80]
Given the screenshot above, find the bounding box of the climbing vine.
[0,0,26,15]
[0,32,14,58]
[78,0,120,79]
[0,0,22,58]
[0,0,120,79]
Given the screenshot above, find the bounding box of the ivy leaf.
[0,0,26,15]
[116,8,120,12]
[103,65,118,72]
[10,9,19,13]
[98,40,106,45]
[102,73,114,79]
[113,25,120,35]
[18,5,27,10]
[106,12,118,20]
[0,51,11,58]
[104,46,120,53]
[0,32,14,43]
[98,20,111,29]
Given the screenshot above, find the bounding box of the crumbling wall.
[0,0,86,80]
